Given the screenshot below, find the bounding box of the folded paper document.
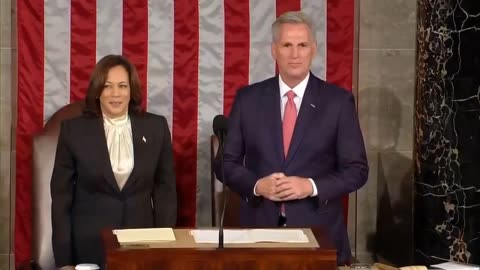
[113,228,176,243]
[190,229,309,244]
[431,262,480,270]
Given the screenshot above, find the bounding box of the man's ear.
[271,43,276,61]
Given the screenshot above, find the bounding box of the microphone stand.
[217,131,227,249]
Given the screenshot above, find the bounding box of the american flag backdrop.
[15,0,354,264]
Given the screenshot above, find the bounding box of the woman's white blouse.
[103,113,134,190]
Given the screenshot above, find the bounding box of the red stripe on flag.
[223,0,250,116]
[122,0,149,108]
[70,0,96,102]
[327,0,355,224]
[327,0,354,90]
[15,0,45,266]
[276,0,301,18]
[173,0,199,226]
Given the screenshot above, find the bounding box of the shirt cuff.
[253,181,260,196]
[308,178,318,196]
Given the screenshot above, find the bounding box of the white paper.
[113,228,176,243]
[190,229,309,244]
[431,262,480,270]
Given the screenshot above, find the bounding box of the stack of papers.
[432,262,480,270]
[190,229,309,244]
[113,228,176,244]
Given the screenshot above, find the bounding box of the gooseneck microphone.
[213,114,228,249]
[213,114,228,139]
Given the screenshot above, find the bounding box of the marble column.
[0,0,14,269]
[415,0,480,265]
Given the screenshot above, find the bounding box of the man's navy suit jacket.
[215,73,369,264]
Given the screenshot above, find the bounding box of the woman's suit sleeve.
[152,116,177,226]
[50,121,75,267]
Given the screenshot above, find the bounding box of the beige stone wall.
[0,0,14,269]
[349,0,417,264]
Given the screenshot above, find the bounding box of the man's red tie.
[283,90,297,157]
[280,90,297,222]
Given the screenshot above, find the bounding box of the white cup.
[75,263,100,270]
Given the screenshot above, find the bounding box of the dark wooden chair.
[20,101,84,270]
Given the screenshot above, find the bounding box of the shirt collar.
[279,73,310,99]
[103,113,130,126]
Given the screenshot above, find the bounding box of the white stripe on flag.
[44,0,71,122]
[249,0,276,84]
[196,0,225,226]
[146,0,174,129]
[96,0,123,61]
[301,0,327,80]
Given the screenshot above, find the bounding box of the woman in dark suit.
[51,55,177,269]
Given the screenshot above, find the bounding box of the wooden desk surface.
[115,228,320,249]
[103,227,337,270]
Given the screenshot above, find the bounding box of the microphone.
[213,114,228,139]
[212,114,228,249]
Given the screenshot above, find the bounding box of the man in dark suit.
[214,11,368,265]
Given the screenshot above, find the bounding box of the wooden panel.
[103,228,337,270]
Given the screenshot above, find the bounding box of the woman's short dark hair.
[83,54,143,117]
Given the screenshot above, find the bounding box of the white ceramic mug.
[75,263,100,270]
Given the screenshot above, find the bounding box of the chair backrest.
[31,101,84,270]
[210,135,241,227]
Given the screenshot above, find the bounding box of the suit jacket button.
[245,197,249,203]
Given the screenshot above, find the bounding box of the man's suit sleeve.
[214,89,259,202]
[313,93,369,201]
[50,121,75,267]
[152,116,177,227]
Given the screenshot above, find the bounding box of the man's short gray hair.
[272,11,316,43]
